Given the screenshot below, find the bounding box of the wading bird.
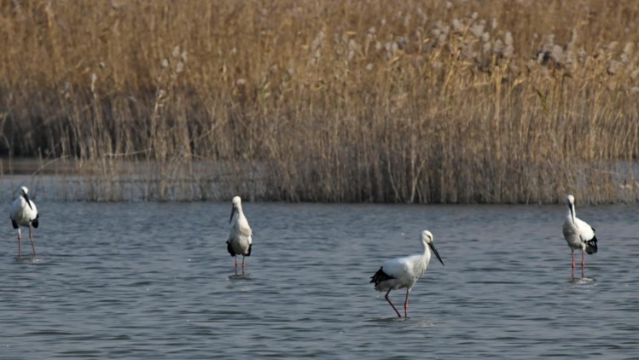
[9,186,40,257]
[562,194,598,278]
[370,230,444,318]
[226,196,252,274]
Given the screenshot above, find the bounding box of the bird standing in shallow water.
[226,196,252,274]
[562,194,598,278]
[9,186,40,257]
[370,230,444,318]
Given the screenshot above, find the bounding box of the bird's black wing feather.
[11,219,18,229]
[227,242,236,256]
[370,267,394,286]
[585,235,598,255]
[246,244,252,256]
[31,214,39,229]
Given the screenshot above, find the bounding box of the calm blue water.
[1,202,638,359]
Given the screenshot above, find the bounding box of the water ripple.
[1,203,638,359]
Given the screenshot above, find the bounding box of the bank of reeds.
[1,0,639,203]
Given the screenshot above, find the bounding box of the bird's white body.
[374,252,430,292]
[563,216,595,251]
[227,207,252,256]
[10,195,38,228]
[371,230,444,318]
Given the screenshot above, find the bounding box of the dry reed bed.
[1,0,639,203]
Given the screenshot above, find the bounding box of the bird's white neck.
[233,206,246,224]
[421,239,431,267]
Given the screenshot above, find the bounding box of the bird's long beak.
[428,242,444,266]
[23,193,33,211]
[229,206,237,223]
[569,203,575,223]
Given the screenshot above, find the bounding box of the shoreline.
[2,158,637,204]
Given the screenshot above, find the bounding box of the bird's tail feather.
[585,236,598,254]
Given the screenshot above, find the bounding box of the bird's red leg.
[404,289,410,318]
[17,229,22,258]
[571,250,575,279]
[241,256,246,274]
[234,256,238,275]
[385,289,402,318]
[581,249,585,278]
[29,226,37,257]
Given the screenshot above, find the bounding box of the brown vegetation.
[1,0,639,203]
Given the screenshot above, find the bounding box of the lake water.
[1,202,638,359]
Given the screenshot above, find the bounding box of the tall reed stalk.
[1,0,638,203]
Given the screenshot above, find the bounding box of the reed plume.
[1,0,638,203]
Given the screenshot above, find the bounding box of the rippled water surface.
[1,202,638,359]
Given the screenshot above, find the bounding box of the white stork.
[370,230,444,318]
[226,196,252,274]
[9,186,40,257]
[562,194,598,278]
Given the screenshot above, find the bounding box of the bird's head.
[566,194,575,206]
[421,230,434,244]
[232,196,242,207]
[230,196,242,223]
[421,230,444,266]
